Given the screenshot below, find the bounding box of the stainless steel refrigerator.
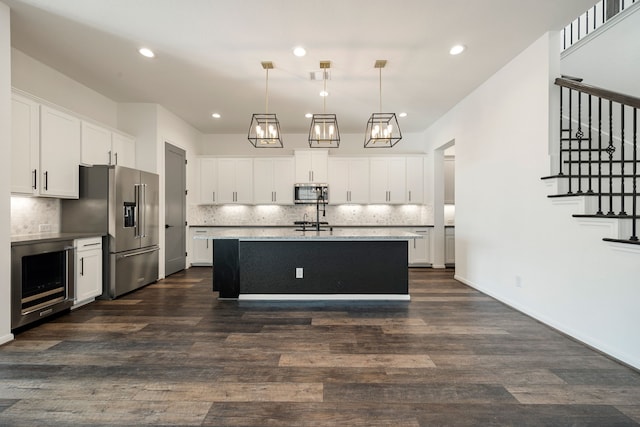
[61,165,159,298]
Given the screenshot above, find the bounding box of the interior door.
[164,143,186,276]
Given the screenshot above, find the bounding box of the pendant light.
[364,60,402,148]
[309,61,340,148]
[248,61,283,148]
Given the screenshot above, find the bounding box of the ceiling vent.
[309,70,331,81]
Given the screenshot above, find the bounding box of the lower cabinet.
[191,228,213,266]
[74,236,103,307]
[445,227,455,266]
[408,228,432,266]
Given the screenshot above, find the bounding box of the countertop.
[189,224,434,228]
[11,232,105,246]
[193,227,422,241]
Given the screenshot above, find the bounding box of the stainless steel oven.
[11,239,75,330]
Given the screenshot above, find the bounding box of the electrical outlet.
[295,268,304,279]
[39,224,51,232]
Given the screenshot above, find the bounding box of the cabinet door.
[198,158,218,204]
[39,105,81,198]
[253,158,275,204]
[81,121,111,165]
[216,158,236,203]
[295,150,328,182]
[444,156,455,205]
[75,237,103,305]
[406,156,424,204]
[191,229,213,266]
[347,158,370,204]
[233,158,253,203]
[11,94,39,195]
[112,133,136,168]
[272,157,294,204]
[387,157,406,204]
[445,228,455,265]
[369,158,389,203]
[327,158,349,204]
[409,228,431,266]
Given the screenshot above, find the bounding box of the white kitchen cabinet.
[81,121,111,165]
[11,93,39,195]
[191,228,213,266]
[253,157,294,204]
[369,157,406,204]
[406,156,425,204]
[445,227,455,266]
[111,133,136,168]
[81,122,136,168]
[74,237,103,307]
[408,228,432,266]
[328,157,370,204]
[444,156,455,205]
[198,157,218,204]
[217,158,253,204]
[38,105,81,198]
[295,150,328,183]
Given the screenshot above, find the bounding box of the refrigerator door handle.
[141,184,147,238]
[133,184,140,238]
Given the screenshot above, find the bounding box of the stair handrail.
[555,77,640,109]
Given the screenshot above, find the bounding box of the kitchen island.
[194,228,420,300]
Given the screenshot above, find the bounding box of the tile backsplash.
[189,204,433,226]
[11,196,60,235]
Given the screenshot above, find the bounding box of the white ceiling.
[5,0,597,135]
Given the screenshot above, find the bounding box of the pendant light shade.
[309,61,340,148]
[364,60,402,148]
[248,61,283,148]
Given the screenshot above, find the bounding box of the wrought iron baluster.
[597,97,604,215]
[568,89,574,193]
[588,94,594,193]
[620,103,627,215]
[607,100,615,215]
[559,87,565,175]
[576,92,584,193]
[632,108,638,241]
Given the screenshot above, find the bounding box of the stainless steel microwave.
[294,184,328,204]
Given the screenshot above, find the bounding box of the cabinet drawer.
[76,236,102,251]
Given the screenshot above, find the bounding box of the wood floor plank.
[1,267,639,426]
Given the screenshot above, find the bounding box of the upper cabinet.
[406,156,425,204]
[444,156,455,205]
[295,150,328,183]
[370,157,406,204]
[12,93,81,198]
[328,157,370,204]
[81,122,136,168]
[253,157,294,204]
[39,105,81,198]
[216,158,253,204]
[198,157,218,204]
[11,93,40,195]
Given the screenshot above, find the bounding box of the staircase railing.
[547,77,640,244]
[562,0,637,50]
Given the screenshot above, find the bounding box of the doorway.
[164,142,186,276]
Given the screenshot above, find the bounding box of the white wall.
[561,5,640,97]
[11,49,118,127]
[200,132,428,156]
[425,32,640,369]
[0,1,14,345]
[117,103,159,173]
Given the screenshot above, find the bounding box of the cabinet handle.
[80,257,84,276]
[44,171,49,191]
[82,242,101,247]
[408,190,412,201]
[206,240,209,249]
[32,169,37,190]
[108,150,112,165]
[114,152,118,165]
[212,191,215,202]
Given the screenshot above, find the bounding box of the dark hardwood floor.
[1,267,639,426]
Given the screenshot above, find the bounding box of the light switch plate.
[295,268,303,279]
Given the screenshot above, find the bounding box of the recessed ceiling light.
[305,113,313,118]
[211,113,221,119]
[399,112,407,118]
[293,46,306,57]
[138,47,155,58]
[319,90,328,97]
[449,44,466,55]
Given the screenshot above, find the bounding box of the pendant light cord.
[265,68,269,114]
